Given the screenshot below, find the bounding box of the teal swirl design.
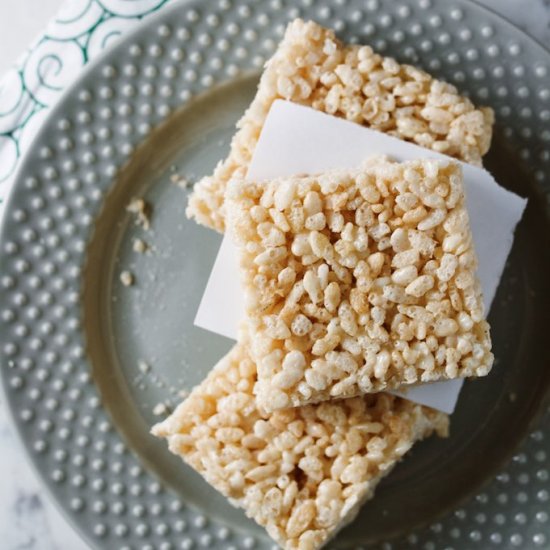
[0,71,34,135]
[0,0,172,204]
[46,0,104,41]
[97,0,166,17]
[23,39,86,105]
[86,16,141,58]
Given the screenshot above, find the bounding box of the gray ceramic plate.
[1,0,550,548]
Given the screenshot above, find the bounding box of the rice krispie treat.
[187,18,494,232]
[226,157,493,412]
[152,340,448,550]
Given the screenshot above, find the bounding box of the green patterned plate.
[1,0,550,548]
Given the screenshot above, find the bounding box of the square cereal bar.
[152,340,448,550]
[226,157,493,412]
[187,18,494,232]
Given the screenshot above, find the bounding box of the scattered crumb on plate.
[153,402,168,416]
[133,238,148,253]
[170,173,192,189]
[138,360,151,374]
[127,197,151,230]
[120,270,134,286]
[509,392,517,402]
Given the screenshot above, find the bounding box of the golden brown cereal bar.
[187,19,494,232]
[226,157,493,412]
[152,339,448,550]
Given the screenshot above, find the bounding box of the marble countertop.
[1,1,549,549]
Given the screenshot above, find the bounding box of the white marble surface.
[0,402,87,549]
[0,1,549,549]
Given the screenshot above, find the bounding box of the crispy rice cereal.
[152,340,448,550]
[226,157,493,412]
[187,19,494,232]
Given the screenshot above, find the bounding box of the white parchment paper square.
[195,101,527,414]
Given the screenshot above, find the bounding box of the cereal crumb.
[138,360,150,374]
[133,238,148,253]
[509,392,517,403]
[170,173,192,189]
[127,197,151,230]
[120,270,134,286]
[153,402,168,416]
